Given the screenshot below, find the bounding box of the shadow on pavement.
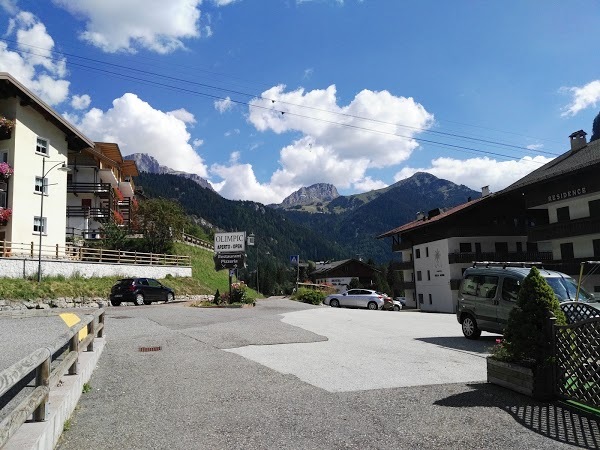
[436,383,600,449]
[416,336,497,354]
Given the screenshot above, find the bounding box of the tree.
[101,222,128,250]
[591,111,600,143]
[136,198,187,253]
[348,278,360,289]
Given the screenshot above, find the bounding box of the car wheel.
[461,314,481,339]
[393,305,401,311]
[110,300,121,307]
[330,299,340,308]
[166,293,174,303]
[134,293,145,306]
[367,301,378,310]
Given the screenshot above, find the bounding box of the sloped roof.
[0,72,94,150]
[502,138,600,193]
[377,196,488,238]
[311,259,380,275]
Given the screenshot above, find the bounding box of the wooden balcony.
[528,216,600,241]
[66,206,111,222]
[398,281,415,290]
[67,182,112,197]
[448,251,554,264]
[397,260,413,270]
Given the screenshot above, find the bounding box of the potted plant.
[487,266,566,400]
[0,116,15,140]
[0,207,12,226]
[0,162,13,180]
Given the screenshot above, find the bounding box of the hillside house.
[311,259,380,292]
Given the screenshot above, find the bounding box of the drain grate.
[139,346,162,352]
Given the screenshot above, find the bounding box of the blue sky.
[1,0,600,204]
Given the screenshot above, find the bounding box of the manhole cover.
[139,346,162,352]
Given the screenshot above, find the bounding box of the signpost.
[214,232,247,300]
[290,255,300,292]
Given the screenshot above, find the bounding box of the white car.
[324,289,385,310]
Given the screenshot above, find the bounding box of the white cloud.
[52,0,202,54]
[303,68,314,79]
[229,151,240,163]
[211,162,281,204]
[214,96,234,113]
[71,94,91,110]
[73,93,208,177]
[0,0,18,14]
[224,128,240,137]
[213,0,238,5]
[353,177,387,192]
[0,11,70,105]
[561,80,600,116]
[526,143,543,151]
[168,108,196,124]
[193,138,204,148]
[394,155,554,194]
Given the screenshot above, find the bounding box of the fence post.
[87,319,95,352]
[68,333,79,375]
[98,311,105,338]
[33,354,50,421]
[55,244,59,259]
[30,241,34,258]
[150,252,153,265]
[2,240,5,257]
[135,251,137,264]
[99,248,103,263]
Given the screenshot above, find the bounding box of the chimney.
[416,211,424,221]
[482,186,490,197]
[569,130,587,152]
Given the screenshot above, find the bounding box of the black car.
[110,278,175,306]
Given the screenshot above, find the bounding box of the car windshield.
[545,276,597,303]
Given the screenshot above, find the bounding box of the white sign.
[214,232,246,253]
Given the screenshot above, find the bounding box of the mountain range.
[131,154,481,263]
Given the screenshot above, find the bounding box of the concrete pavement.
[55,298,599,449]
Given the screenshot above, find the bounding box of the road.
[56,298,598,449]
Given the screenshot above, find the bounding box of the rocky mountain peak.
[125,153,214,192]
[280,183,339,208]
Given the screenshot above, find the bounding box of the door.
[497,277,520,330]
[147,278,164,301]
[342,289,359,307]
[460,274,499,331]
[138,278,152,300]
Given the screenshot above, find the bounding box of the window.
[148,279,161,287]
[502,277,520,302]
[560,242,574,260]
[427,270,431,281]
[589,199,600,218]
[416,271,422,281]
[594,239,600,258]
[425,247,429,257]
[33,216,46,234]
[34,177,47,194]
[556,206,570,223]
[516,242,523,253]
[527,242,538,252]
[475,243,481,254]
[0,152,7,163]
[418,293,423,304]
[495,242,508,254]
[459,242,472,253]
[36,137,49,156]
[428,293,432,304]
[460,275,498,298]
[415,248,421,259]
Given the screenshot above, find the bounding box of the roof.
[502,138,600,194]
[0,72,94,151]
[377,196,487,238]
[311,259,379,275]
[84,142,139,177]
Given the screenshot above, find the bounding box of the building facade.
[311,259,380,292]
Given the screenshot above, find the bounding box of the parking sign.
[290,255,299,266]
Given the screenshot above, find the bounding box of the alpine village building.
[378,130,600,313]
[0,72,137,257]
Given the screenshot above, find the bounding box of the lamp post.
[37,159,70,282]
[248,232,259,293]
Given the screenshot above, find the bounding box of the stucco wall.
[0,257,191,279]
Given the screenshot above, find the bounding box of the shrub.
[494,267,566,367]
[293,287,324,305]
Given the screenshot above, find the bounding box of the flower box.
[0,116,15,141]
[487,357,554,401]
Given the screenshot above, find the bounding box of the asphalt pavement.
[53,298,599,449]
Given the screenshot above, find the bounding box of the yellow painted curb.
[59,313,88,341]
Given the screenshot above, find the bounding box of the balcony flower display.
[0,116,15,140]
[113,209,124,225]
[0,162,13,180]
[114,186,124,201]
[0,208,12,225]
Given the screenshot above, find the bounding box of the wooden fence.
[0,310,105,448]
[0,240,191,267]
[181,233,214,251]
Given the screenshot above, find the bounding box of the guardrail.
[0,310,105,448]
[181,233,214,251]
[0,240,191,267]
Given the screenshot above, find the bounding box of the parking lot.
[56,298,597,449]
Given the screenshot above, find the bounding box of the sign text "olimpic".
[214,232,246,253]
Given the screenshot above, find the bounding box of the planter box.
[0,127,11,140]
[487,357,554,401]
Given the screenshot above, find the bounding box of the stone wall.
[0,257,192,279]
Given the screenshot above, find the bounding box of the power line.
[0,39,559,164]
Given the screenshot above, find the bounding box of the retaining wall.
[0,257,191,279]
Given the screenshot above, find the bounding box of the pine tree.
[591,111,600,143]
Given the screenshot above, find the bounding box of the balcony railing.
[542,259,600,277]
[528,216,600,241]
[391,240,413,252]
[67,182,112,196]
[448,251,554,264]
[66,206,111,221]
[398,281,416,290]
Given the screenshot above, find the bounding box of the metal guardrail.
[0,310,105,448]
[0,240,191,267]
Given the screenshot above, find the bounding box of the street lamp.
[248,232,259,294]
[37,159,70,282]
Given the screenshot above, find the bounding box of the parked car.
[324,289,385,310]
[457,265,599,339]
[110,278,175,306]
[395,297,407,307]
[390,299,403,311]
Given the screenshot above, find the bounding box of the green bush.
[293,287,324,305]
[495,267,566,367]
